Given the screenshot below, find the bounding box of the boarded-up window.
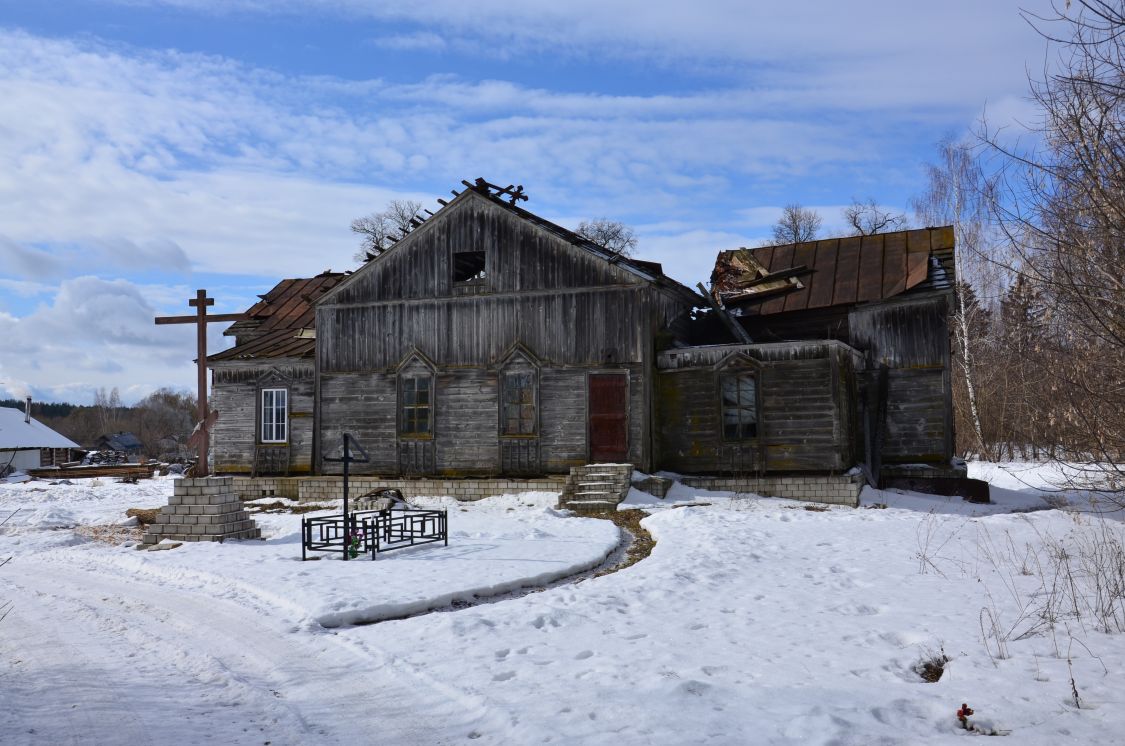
[400,375,433,435]
[453,250,486,284]
[260,388,288,443]
[502,370,536,435]
[721,373,757,440]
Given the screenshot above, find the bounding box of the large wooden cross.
[155,289,246,477]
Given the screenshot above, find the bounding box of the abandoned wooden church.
[209,179,959,505]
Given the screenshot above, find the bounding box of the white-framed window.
[260,388,288,443]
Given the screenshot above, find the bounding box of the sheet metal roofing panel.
[0,407,80,450]
[713,226,954,316]
[210,272,343,361]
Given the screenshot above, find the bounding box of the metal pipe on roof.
[24,396,31,424]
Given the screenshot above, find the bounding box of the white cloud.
[0,276,237,404]
[0,235,66,279]
[0,28,954,278]
[371,32,448,53]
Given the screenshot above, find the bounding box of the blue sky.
[0,0,1052,404]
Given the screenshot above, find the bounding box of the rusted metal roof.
[209,271,345,362]
[711,226,954,315]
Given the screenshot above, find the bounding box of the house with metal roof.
[0,403,81,475]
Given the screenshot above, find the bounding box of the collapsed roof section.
[209,271,346,362]
[711,226,955,316]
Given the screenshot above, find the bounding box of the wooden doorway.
[588,372,628,463]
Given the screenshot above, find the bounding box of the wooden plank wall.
[326,192,644,305]
[318,289,655,372]
[849,295,953,462]
[318,363,646,476]
[210,362,315,475]
[655,343,856,474]
[883,369,948,461]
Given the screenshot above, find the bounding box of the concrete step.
[564,500,618,514]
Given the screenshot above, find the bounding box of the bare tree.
[575,218,638,256]
[843,198,907,236]
[351,199,423,262]
[766,204,822,245]
[135,388,196,459]
[981,0,1125,493]
[93,386,122,436]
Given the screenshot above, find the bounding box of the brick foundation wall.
[230,475,569,502]
[680,473,866,507]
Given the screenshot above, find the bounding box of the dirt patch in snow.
[593,509,655,577]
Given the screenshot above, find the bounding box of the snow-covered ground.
[2,467,1124,744]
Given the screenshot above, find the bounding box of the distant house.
[0,403,81,475]
[96,431,144,454]
[206,179,958,501]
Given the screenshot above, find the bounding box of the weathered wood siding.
[317,289,672,372]
[325,192,647,305]
[318,372,398,475]
[849,295,952,462]
[310,190,690,476]
[655,342,860,474]
[210,361,315,475]
[318,364,645,476]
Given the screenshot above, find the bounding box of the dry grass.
[126,508,159,525]
[914,647,952,683]
[245,500,328,515]
[76,524,144,545]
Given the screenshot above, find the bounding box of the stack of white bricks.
[143,476,261,544]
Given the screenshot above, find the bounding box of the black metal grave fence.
[301,433,449,560]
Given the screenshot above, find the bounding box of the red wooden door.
[588,373,628,463]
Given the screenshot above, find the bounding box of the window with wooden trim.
[501,370,537,436]
[260,388,288,443]
[720,373,758,440]
[399,374,433,436]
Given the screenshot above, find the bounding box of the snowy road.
[4,560,500,744]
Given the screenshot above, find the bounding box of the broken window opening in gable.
[399,374,433,436]
[720,372,758,440]
[453,250,487,285]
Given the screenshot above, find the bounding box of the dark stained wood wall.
[849,295,953,462]
[655,342,863,474]
[210,361,315,475]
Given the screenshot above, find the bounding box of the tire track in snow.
[5,562,507,744]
